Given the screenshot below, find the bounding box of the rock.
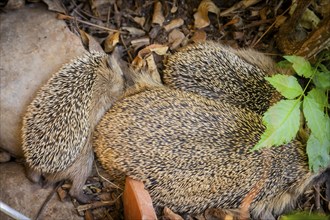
[0,162,83,220]
[0,3,86,157]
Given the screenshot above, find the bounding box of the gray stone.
[0,3,86,157]
[0,162,83,220]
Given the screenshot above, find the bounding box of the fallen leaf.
[131,56,145,70]
[133,16,146,27]
[85,209,94,220]
[191,30,207,43]
[79,29,90,49]
[43,0,65,13]
[57,186,68,202]
[104,32,120,53]
[274,15,287,28]
[194,0,220,29]
[4,0,24,9]
[163,207,184,220]
[233,31,244,40]
[168,29,185,50]
[170,5,178,13]
[131,37,150,51]
[144,44,169,55]
[223,16,242,28]
[259,7,268,21]
[152,1,165,26]
[204,208,234,220]
[290,2,320,29]
[121,27,145,37]
[220,0,262,16]
[132,44,168,70]
[146,54,162,83]
[164,18,184,32]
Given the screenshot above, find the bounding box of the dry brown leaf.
[274,15,287,28]
[170,5,178,13]
[133,16,146,27]
[152,1,165,26]
[163,207,184,220]
[131,37,150,51]
[43,0,65,13]
[104,32,120,53]
[191,30,207,43]
[233,31,244,40]
[57,186,68,202]
[168,29,185,50]
[84,209,94,220]
[164,18,184,32]
[259,7,268,21]
[121,27,145,37]
[194,0,220,29]
[220,0,262,16]
[146,54,161,83]
[78,29,90,48]
[223,16,242,28]
[131,56,145,70]
[132,44,168,70]
[144,44,169,56]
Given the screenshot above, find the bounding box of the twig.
[57,14,125,33]
[120,34,133,62]
[94,161,123,190]
[35,181,64,220]
[252,7,290,48]
[77,200,116,212]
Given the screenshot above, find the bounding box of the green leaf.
[306,132,330,173]
[283,55,313,78]
[252,100,301,150]
[266,74,303,99]
[281,211,329,220]
[276,60,292,69]
[313,70,330,90]
[303,88,327,141]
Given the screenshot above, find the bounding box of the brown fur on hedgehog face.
[162,41,283,115]
[22,51,125,202]
[93,76,320,219]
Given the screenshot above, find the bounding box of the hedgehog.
[93,72,327,219]
[22,51,125,203]
[162,41,284,114]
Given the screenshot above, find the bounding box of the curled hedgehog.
[22,51,125,203]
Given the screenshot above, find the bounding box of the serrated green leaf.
[283,55,313,78]
[276,60,292,69]
[306,132,330,172]
[313,70,330,90]
[280,211,329,220]
[303,88,327,141]
[252,100,301,150]
[266,74,303,99]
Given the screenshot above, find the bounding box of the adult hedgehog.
[93,71,327,219]
[162,41,284,114]
[22,51,125,203]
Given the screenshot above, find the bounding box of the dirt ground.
[1,0,329,219]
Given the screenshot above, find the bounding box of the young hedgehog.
[22,51,125,203]
[162,41,283,114]
[93,74,327,219]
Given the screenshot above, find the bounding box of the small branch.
[57,14,125,33]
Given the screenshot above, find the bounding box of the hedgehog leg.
[25,166,42,184]
[68,145,94,204]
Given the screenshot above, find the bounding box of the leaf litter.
[2,0,329,219]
